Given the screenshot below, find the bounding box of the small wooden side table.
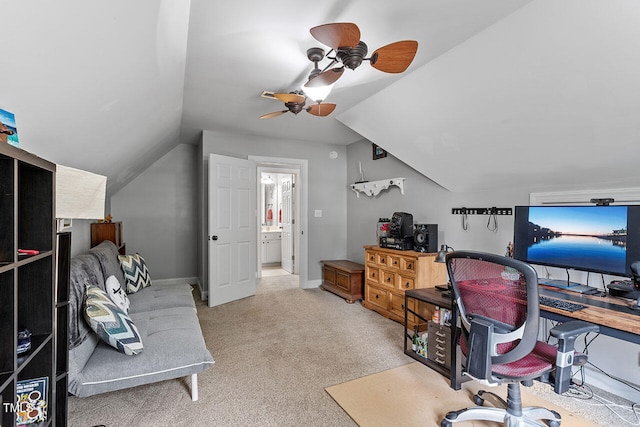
[320,260,365,303]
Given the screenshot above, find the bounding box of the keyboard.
[539,296,586,312]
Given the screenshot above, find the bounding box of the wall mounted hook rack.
[451,207,512,215]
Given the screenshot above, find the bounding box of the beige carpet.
[326,362,599,427]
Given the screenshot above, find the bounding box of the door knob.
[211,235,218,241]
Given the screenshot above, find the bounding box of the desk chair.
[441,251,598,427]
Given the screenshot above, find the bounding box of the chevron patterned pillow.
[118,253,152,294]
[83,285,143,355]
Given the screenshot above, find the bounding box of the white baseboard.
[152,277,199,287]
[304,279,321,289]
[153,276,208,302]
[583,366,640,402]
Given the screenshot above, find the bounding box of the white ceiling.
[3,1,638,197]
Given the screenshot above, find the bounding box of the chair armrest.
[550,320,599,343]
[549,320,599,394]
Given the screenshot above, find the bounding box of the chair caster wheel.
[440,421,452,427]
[473,395,485,406]
[548,410,561,427]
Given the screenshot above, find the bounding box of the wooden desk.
[538,287,640,344]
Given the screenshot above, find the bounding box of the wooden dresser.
[362,245,447,324]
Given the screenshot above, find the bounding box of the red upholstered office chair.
[441,251,598,427]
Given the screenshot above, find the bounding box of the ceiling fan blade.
[259,110,288,119]
[307,103,336,117]
[310,22,360,49]
[273,93,305,104]
[370,40,418,73]
[303,67,344,88]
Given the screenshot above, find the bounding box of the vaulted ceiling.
[2,1,638,197]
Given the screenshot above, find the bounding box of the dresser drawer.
[365,250,377,264]
[388,255,401,269]
[366,285,389,311]
[390,291,411,320]
[398,275,414,291]
[366,265,380,284]
[381,270,396,288]
[376,253,389,267]
[400,257,416,273]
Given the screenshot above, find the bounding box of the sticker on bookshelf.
[16,377,48,425]
[0,108,19,148]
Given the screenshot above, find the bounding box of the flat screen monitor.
[513,205,640,278]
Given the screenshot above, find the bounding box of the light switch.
[314,209,322,218]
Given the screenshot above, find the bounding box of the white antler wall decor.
[351,178,405,197]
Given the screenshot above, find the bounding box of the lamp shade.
[55,164,106,219]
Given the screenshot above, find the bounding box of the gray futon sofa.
[68,240,214,400]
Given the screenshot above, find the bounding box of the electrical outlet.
[314,210,322,218]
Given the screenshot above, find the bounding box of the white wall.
[338,0,640,194]
[110,143,198,282]
[346,139,640,402]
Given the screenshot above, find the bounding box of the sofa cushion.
[83,285,144,355]
[127,283,196,314]
[68,306,214,397]
[118,253,152,293]
[105,275,130,314]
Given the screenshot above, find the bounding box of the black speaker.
[413,224,438,253]
[390,212,413,238]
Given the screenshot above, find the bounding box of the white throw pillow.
[105,275,131,314]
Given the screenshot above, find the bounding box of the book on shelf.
[16,376,48,425]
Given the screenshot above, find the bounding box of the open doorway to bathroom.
[257,166,299,282]
[259,170,293,277]
[251,155,307,289]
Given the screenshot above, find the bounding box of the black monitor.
[513,205,640,278]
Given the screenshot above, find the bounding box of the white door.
[281,175,294,273]
[208,154,256,307]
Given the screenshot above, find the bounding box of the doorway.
[259,170,294,277]
[250,156,308,288]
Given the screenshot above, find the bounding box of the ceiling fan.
[303,22,418,89]
[259,91,336,119]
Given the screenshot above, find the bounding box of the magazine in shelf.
[16,376,48,425]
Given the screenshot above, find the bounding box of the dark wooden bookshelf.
[0,143,67,426]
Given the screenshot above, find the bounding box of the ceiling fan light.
[302,83,334,104]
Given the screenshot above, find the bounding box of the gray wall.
[200,130,349,287]
[110,143,198,282]
[346,140,528,262]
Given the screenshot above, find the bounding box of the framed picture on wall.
[372,143,387,160]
